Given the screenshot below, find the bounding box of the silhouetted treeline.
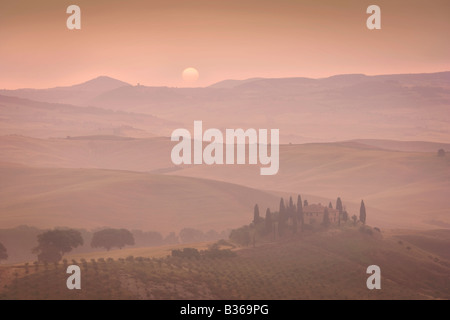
[230,195,367,246]
[0,225,230,263]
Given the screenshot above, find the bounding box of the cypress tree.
[360,200,366,225]
[253,204,260,225]
[265,208,272,235]
[297,195,304,232]
[336,197,343,226]
[342,210,349,222]
[278,198,286,236]
[289,196,295,216]
[288,196,297,233]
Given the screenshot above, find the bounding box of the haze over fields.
[0,72,449,300]
[0,72,449,234]
[1,0,450,300]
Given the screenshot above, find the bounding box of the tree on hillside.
[288,197,295,217]
[328,202,333,209]
[229,226,251,246]
[336,197,343,226]
[33,229,83,262]
[336,197,343,213]
[91,228,135,251]
[171,248,200,259]
[322,208,330,227]
[297,195,304,232]
[437,149,445,157]
[265,208,272,234]
[0,242,8,262]
[342,210,349,222]
[288,196,297,233]
[304,199,308,207]
[351,214,358,226]
[360,200,367,225]
[278,198,287,236]
[253,204,260,225]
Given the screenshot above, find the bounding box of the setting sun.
[182,67,199,83]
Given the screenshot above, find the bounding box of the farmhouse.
[303,203,340,225]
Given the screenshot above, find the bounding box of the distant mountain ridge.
[1,71,450,143]
[59,76,131,92]
[209,71,450,89]
[0,76,132,106]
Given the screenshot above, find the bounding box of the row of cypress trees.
[252,196,367,237]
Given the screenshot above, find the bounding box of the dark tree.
[342,210,349,222]
[33,229,83,262]
[288,196,297,233]
[336,197,343,226]
[322,208,330,227]
[288,197,295,217]
[336,197,343,214]
[304,199,309,207]
[351,214,358,226]
[264,208,272,235]
[278,198,287,236]
[171,248,200,259]
[328,202,333,209]
[438,149,445,157]
[0,242,8,262]
[297,195,304,232]
[91,228,135,251]
[229,226,251,246]
[253,204,260,225]
[360,200,367,225]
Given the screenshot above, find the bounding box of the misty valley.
[171,120,279,175]
[0,72,449,300]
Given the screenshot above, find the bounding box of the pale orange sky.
[0,0,449,89]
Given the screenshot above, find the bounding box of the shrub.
[212,239,235,249]
[91,228,135,251]
[171,248,200,259]
[229,226,251,246]
[359,226,373,235]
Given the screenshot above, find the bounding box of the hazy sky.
[0,0,449,88]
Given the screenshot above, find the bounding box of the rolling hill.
[0,135,174,171]
[0,94,175,138]
[0,164,280,233]
[0,136,448,230]
[170,142,450,229]
[350,139,450,153]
